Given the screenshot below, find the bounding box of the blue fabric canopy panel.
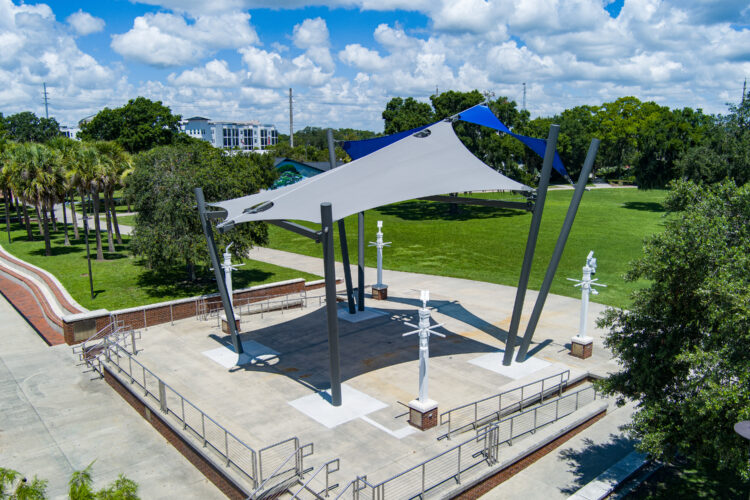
[341,104,570,180]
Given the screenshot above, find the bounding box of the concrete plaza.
[120,247,629,496]
[0,294,223,499]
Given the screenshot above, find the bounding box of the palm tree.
[7,144,36,241]
[0,139,14,243]
[0,467,48,499]
[12,143,64,256]
[93,142,117,251]
[72,145,105,260]
[47,137,82,244]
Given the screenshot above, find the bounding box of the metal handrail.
[250,443,311,499]
[348,385,598,499]
[105,342,261,487]
[334,476,372,500]
[438,370,570,439]
[290,458,340,498]
[75,318,122,354]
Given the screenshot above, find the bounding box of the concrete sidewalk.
[0,294,223,499]
[484,401,637,499]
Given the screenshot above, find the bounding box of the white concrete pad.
[288,384,388,429]
[360,416,417,439]
[469,351,550,379]
[202,340,279,369]
[337,305,387,323]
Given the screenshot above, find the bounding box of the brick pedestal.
[371,284,388,300]
[408,399,438,431]
[221,315,241,335]
[570,336,593,359]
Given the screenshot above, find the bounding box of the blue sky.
[1,0,748,132]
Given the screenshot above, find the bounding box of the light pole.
[220,242,243,312]
[568,251,605,358]
[83,216,93,300]
[403,290,445,430]
[368,220,391,300]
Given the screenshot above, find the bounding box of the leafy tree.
[2,112,60,143]
[678,98,750,186]
[127,142,276,280]
[382,97,434,135]
[0,467,47,499]
[546,105,599,180]
[79,98,181,153]
[597,180,750,479]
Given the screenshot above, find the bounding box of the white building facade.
[60,125,80,140]
[180,117,278,152]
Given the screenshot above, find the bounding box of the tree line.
[0,98,276,281]
[0,136,131,259]
[382,90,750,188]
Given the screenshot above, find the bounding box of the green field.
[265,188,667,309]
[116,214,135,226]
[0,206,320,311]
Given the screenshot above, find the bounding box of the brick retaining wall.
[63,278,338,345]
[102,365,248,499]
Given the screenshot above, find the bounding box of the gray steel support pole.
[338,219,356,314]
[515,139,600,362]
[194,188,243,355]
[327,128,356,314]
[357,212,365,311]
[321,202,342,406]
[502,125,559,365]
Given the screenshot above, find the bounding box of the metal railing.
[438,370,570,439]
[74,319,140,365]
[339,385,598,499]
[289,458,340,498]
[104,342,309,492]
[250,441,314,499]
[202,291,328,326]
[334,477,374,500]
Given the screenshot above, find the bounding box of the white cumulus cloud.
[292,17,334,71]
[111,12,259,67]
[66,10,105,36]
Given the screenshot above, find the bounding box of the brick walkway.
[0,273,65,345]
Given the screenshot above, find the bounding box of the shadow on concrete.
[212,301,501,393]
[557,433,635,495]
[386,295,511,344]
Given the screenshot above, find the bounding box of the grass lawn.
[116,214,135,226]
[265,188,668,309]
[0,205,320,311]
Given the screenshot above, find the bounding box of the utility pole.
[743,78,747,104]
[522,82,526,111]
[42,82,49,119]
[289,88,294,147]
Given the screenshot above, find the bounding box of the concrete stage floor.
[130,264,620,491]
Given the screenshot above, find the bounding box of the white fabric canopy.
[212,120,530,227]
